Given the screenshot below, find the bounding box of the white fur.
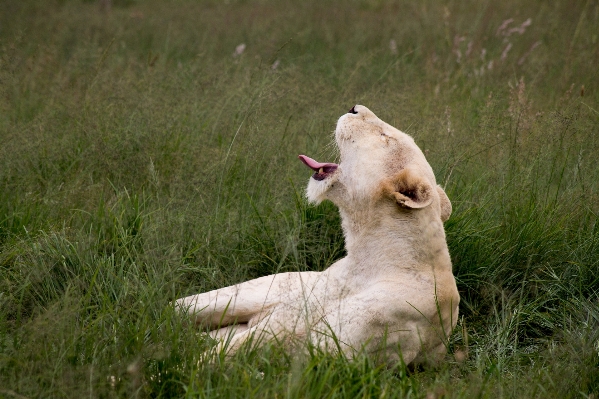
[176,105,459,366]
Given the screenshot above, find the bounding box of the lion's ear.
[436,185,452,222]
[383,169,433,210]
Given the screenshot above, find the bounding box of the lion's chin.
[306,176,336,205]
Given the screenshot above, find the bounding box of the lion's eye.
[380,134,388,143]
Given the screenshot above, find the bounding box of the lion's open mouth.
[298,155,338,181]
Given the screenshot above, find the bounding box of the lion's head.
[300,105,451,224]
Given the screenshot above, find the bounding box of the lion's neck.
[337,206,451,276]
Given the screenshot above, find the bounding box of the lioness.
[176,105,459,366]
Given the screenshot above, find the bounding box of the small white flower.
[496,18,514,36]
[500,42,513,61]
[233,43,246,57]
[389,39,398,55]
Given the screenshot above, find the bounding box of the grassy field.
[1,0,598,397]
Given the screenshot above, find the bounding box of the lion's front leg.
[215,309,311,357]
[208,323,250,340]
[175,271,321,330]
[215,319,277,356]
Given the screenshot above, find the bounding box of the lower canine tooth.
[318,168,323,174]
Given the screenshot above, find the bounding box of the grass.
[0,0,598,397]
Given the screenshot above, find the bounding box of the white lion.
[176,105,459,366]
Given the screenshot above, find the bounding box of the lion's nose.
[349,105,358,114]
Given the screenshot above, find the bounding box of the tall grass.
[1,0,598,397]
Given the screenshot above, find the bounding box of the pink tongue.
[298,155,337,172]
